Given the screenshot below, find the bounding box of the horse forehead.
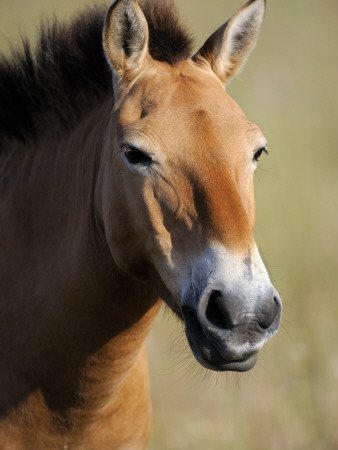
[118,61,257,158]
[131,63,249,137]
[145,62,238,115]
[123,61,221,107]
[161,88,251,154]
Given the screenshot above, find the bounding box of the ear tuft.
[103,0,149,78]
[195,0,266,83]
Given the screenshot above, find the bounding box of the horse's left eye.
[123,146,152,165]
[253,147,267,162]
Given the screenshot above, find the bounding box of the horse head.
[99,0,281,372]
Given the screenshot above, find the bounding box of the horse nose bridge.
[190,168,253,247]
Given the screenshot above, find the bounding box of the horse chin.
[187,331,258,372]
[183,308,258,372]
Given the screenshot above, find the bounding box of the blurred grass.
[1,0,338,449]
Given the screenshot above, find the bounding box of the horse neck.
[0,97,161,439]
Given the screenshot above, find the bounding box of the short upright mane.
[0,0,192,145]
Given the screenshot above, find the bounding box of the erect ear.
[103,0,150,79]
[194,0,266,83]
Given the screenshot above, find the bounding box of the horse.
[0,0,281,447]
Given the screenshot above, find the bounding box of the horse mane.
[0,0,193,145]
[141,0,192,65]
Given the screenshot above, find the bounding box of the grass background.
[1,0,337,448]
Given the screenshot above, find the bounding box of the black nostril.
[205,290,231,329]
[258,296,279,329]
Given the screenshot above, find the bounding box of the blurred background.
[1,0,337,448]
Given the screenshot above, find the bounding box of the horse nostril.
[257,295,279,330]
[205,290,232,329]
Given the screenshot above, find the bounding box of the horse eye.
[123,146,152,165]
[253,147,267,162]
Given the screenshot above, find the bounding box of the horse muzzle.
[182,287,282,371]
[180,245,282,372]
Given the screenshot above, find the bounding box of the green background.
[1,0,337,448]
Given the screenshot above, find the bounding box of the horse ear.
[194,0,266,83]
[103,0,150,79]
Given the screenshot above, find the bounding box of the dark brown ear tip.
[246,0,266,6]
[104,0,137,21]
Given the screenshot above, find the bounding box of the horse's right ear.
[103,0,150,80]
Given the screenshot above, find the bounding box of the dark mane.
[0,1,193,145]
[141,0,192,65]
